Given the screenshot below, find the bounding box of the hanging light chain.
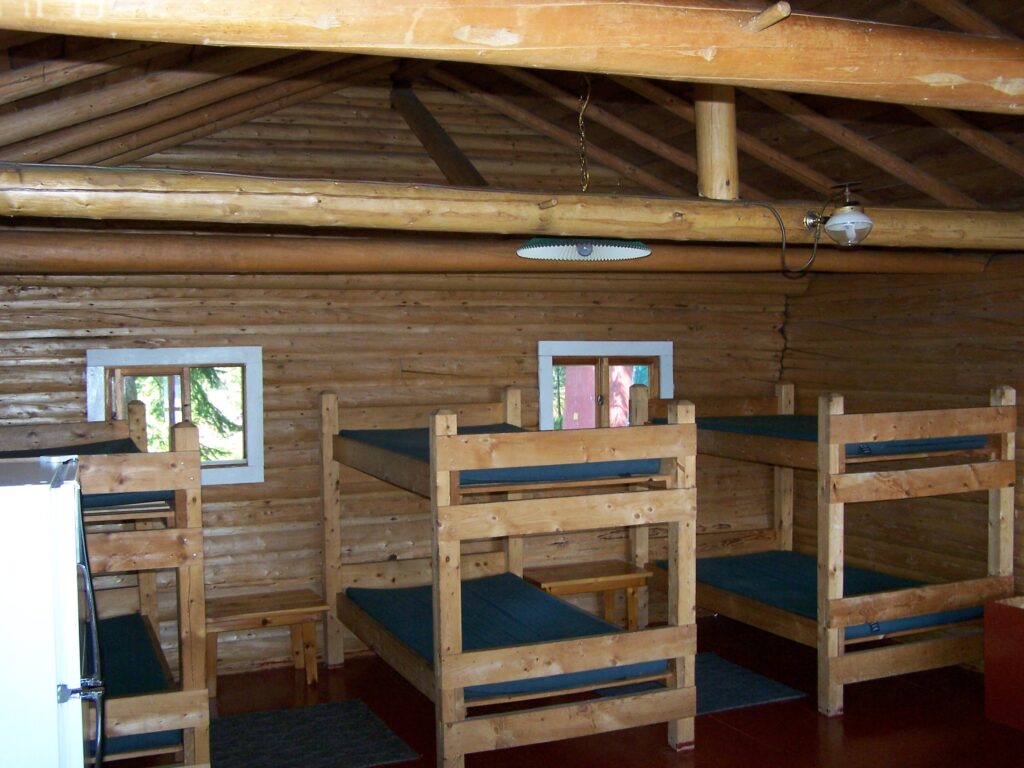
[577,74,591,193]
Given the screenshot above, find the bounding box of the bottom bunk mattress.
[695,550,982,641]
[345,571,666,700]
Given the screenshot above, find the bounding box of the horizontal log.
[0,229,988,274]
[0,2,1020,113]
[0,165,1021,250]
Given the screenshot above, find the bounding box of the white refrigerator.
[0,457,102,767]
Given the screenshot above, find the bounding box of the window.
[86,346,264,485]
[538,341,673,431]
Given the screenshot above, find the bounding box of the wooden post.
[430,411,465,768]
[501,387,524,576]
[817,394,845,716]
[989,386,1016,577]
[126,399,147,451]
[320,392,346,667]
[695,84,739,200]
[666,400,696,750]
[774,383,795,551]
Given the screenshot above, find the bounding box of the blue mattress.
[91,613,181,756]
[695,415,985,457]
[345,572,666,699]
[340,423,662,485]
[692,550,981,641]
[0,438,174,509]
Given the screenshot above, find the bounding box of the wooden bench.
[205,589,330,697]
[524,560,653,631]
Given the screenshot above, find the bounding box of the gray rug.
[211,700,418,768]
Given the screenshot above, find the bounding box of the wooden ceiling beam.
[428,67,688,197]
[0,228,987,275]
[0,163,1021,251]
[613,76,842,199]
[0,40,166,108]
[7,50,307,163]
[0,46,286,151]
[744,88,982,209]
[695,85,739,200]
[62,56,396,166]
[908,106,1024,181]
[390,84,488,186]
[0,2,1019,114]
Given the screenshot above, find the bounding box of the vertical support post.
[774,383,795,551]
[170,419,209,762]
[598,357,611,428]
[989,386,1016,577]
[320,392,346,667]
[127,399,147,450]
[431,411,465,768]
[666,400,696,750]
[628,383,652,625]
[695,84,739,200]
[817,393,845,716]
[502,386,525,575]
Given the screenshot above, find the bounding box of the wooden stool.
[205,589,330,697]
[524,560,653,630]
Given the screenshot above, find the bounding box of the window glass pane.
[608,364,650,426]
[556,364,596,430]
[189,366,245,464]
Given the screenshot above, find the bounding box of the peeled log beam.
[0,229,988,275]
[0,2,1020,114]
[0,164,1022,251]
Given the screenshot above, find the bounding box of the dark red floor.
[211,616,1024,768]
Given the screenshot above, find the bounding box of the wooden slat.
[697,429,817,469]
[829,460,1016,504]
[335,434,430,497]
[830,405,1016,444]
[443,624,695,689]
[827,575,1013,628]
[438,488,695,541]
[830,633,983,686]
[79,450,199,494]
[451,685,696,755]
[86,528,203,573]
[101,689,210,736]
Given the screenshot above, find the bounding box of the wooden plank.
[0,418,128,450]
[101,689,209,736]
[696,582,818,647]
[437,488,696,541]
[697,429,817,469]
[436,423,695,471]
[830,405,1016,444]
[829,460,1016,504]
[79,450,199,494]
[827,575,1013,628]
[443,624,695,689]
[830,633,983,686]
[86,529,203,573]
[0,2,1020,113]
[335,435,431,497]
[450,685,696,755]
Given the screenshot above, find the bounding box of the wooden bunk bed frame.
[0,407,209,765]
[635,383,1017,716]
[320,387,698,768]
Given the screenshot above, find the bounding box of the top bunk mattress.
[696,550,982,641]
[0,438,174,509]
[340,423,662,485]
[695,415,985,457]
[346,572,666,699]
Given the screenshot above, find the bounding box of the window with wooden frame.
[538,341,673,431]
[85,346,264,485]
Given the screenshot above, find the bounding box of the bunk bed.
[635,383,1017,716]
[320,388,698,768]
[0,407,209,765]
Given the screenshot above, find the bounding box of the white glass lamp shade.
[516,237,651,261]
[823,204,873,247]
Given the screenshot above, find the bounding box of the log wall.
[782,254,1024,591]
[0,267,791,671]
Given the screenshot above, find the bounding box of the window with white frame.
[85,346,264,485]
[537,341,673,431]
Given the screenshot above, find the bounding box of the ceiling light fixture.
[516,75,650,262]
[804,183,873,247]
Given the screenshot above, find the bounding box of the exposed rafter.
[0,1,1020,114]
[914,0,1019,39]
